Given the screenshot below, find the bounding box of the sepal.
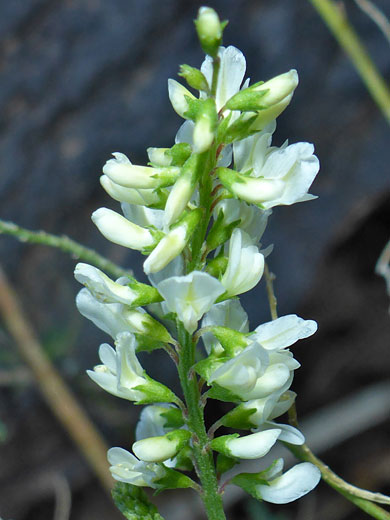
[208,326,248,356]
[206,207,240,252]
[154,467,196,491]
[220,404,258,430]
[134,373,178,405]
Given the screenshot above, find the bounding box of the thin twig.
[53,474,72,520]
[0,265,114,492]
[264,262,278,320]
[355,0,390,46]
[309,0,390,124]
[0,219,132,280]
[286,443,390,515]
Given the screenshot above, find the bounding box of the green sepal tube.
[220,403,258,430]
[134,373,179,405]
[209,326,248,356]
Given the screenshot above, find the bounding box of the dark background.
[0,1,389,519]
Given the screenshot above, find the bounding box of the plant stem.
[177,324,226,520]
[308,0,390,124]
[0,218,132,280]
[264,262,278,320]
[285,442,390,519]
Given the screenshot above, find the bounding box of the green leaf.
[112,482,165,520]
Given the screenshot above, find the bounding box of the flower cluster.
[75,7,321,515]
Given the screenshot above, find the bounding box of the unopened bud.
[179,64,209,92]
[92,208,156,250]
[195,7,223,58]
[168,79,196,118]
[133,429,191,462]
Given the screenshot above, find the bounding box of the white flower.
[193,112,214,153]
[108,447,165,488]
[132,429,190,463]
[201,46,246,111]
[251,314,318,351]
[222,135,320,208]
[239,390,297,428]
[100,174,162,206]
[256,422,305,445]
[136,404,173,440]
[74,263,136,305]
[213,429,281,459]
[209,342,269,397]
[256,460,321,504]
[202,299,249,355]
[252,70,298,108]
[76,288,134,338]
[103,152,180,189]
[221,229,264,297]
[157,271,226,333]
[241,363,292,401]
[92,208,155,251]
[143,226,187,275]
[214,198,271,245]
[168,79,196,118]
[87,335,146,402]
[121,203,165,230]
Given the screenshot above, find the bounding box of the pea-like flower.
[157,271,226,333]
[211,429,281,459]
[87,332,176,404]
[108,447,165,487]
[255,459,321,504]
[220,228,265,297]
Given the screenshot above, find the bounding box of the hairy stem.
[0,219,132,280]
[177,324,226,520]
[309,0,390,123]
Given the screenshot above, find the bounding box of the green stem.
[177,324,226,520]
[286,442,390,519]
[0,218,133,280]
[309,0,390,124]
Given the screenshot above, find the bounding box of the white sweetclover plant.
[75,7,324,519]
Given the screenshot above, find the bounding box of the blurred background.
[0,0,389,519]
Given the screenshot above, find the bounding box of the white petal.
[98,343,117,372]
[175,120,194,145]
[262,422,305,445]
[253,315,317,351]
[257,463,321,504]
[107,447,138,467]
[215,46,247,110]
[143,226,187,275]
[92,208,154,250]
[168,79,194,118]
[121,203,165,230]
[227,429,281,459]
[157,271,225,333]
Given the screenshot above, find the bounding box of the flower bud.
[226,70,298,112]
[211,429,281,459]
[122,308,172,344]
[168,79,196,118]
[217,167,285,206]
[91,208,155,251]
[133,429,191,463]
[100,175,165,207]
[164,153,202,228]
[179,64,209,92]
[74,263,137,305]
[103,152,180,189]
[143,209,202,274]
[193,98,217,153]
[195,7,223,57]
